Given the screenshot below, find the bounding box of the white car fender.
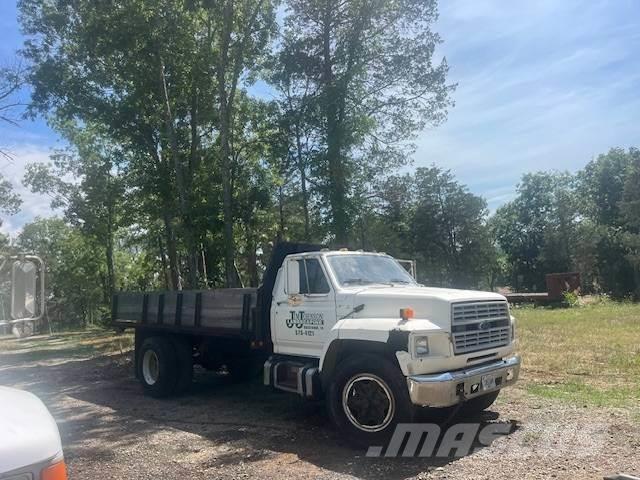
[0,386,64,474]
[318,317,443,373]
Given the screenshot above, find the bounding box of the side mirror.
[286,259,300,295]
[11,260,38,320]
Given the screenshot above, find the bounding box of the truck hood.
[351,286,507,331]
[0,386,63,474]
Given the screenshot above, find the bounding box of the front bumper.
[407,355,521,407]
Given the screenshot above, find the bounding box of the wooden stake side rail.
[113,288,258,338]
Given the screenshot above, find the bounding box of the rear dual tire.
[137,336,193,398]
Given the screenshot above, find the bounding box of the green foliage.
[5,0,638,330]
[356,166,496,289]
[493,171,576,291]
[493,148,640,298]
[561,291,580,308]
[277,0,453,242]
[0,174,21,220]
[17,218,108,327]
[410,167,494,288]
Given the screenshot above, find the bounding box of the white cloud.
[416,0,640,207]
[0,145,60,238]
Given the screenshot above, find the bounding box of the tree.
[0,63,24,227]
[620,148,640,298]
[578,148,637,296]
[356,167,495,289]
[23,122,126,301]
[20,0,280,288]
[208,0,279,286]
[493,172,577,291]
[280,0,453,243]
[410,167,494,288]
[0,175,21,222]
[17,218,107,326]
[0,62,27,159]
[19,0,219,288]
[267,42,322,241]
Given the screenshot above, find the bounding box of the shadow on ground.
[0,351,519,479]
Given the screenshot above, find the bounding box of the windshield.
[327,254,417,287]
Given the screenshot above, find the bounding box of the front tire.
[326,354,415,447]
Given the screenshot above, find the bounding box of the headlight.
[414,336,429,357]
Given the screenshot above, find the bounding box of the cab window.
[298,258,330,294]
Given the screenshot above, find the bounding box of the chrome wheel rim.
[142,350,160,385]
[342,374,395,432]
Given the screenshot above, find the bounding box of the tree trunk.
[162,211,181,290]
[321,5,348,244]
[294,121,311,241]
[218,99,237,287]
[159,55,199,288]
[158,235,170,290]
[247,231,258,287]
[105,219,115,300]
[216,0,238,288]
[278,184,285,241]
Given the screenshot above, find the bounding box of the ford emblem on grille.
[478,321,490,330]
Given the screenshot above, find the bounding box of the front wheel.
[326,354,415,447]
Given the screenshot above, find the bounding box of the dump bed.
[113,288,258,338]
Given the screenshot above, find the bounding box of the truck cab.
[265,249,520,443]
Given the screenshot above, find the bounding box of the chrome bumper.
[407,355,521,407]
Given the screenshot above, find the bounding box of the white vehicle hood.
[351,285,507,331]
[0,386,63,474]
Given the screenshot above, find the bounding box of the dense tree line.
[0,1,637,326]
[493,148,640,298]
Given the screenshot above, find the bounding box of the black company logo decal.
[286,311,325,330]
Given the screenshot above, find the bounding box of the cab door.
[272,256,337,357]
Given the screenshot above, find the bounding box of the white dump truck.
[113,243,520,444]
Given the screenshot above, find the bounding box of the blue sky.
[1,0,639,236]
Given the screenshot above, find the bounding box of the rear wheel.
[137,337,178,398]
[326,354,415,447]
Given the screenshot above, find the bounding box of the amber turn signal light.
[400,307,414,320]
[41,460,67,480]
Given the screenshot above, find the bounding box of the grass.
[515,300,640,409]
[0,327,134,363]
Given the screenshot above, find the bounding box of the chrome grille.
[452,301,510,354]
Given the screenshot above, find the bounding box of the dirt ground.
[1,338,639,480]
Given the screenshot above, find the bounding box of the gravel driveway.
[1,348,638,479]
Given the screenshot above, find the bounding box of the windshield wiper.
[342,278,402,287]
[389,279,412,284]
[342,278,375,286]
